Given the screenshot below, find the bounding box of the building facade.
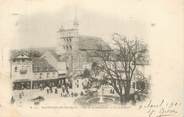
[10,51,66,90]
[56,19,110,74]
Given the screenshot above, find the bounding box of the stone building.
[56,19,110,75]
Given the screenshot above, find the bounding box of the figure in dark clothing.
[66,88,69,94]
[55,88,58,94]
[47,89,49,94]
[11,96,15,104]
[50,87,53,93]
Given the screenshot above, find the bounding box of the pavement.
[12,89,78,107]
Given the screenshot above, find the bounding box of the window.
[69,45,72,50]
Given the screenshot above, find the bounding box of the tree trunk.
[124,81,131,103]
[124,92,130,103]
[120,95,125,104]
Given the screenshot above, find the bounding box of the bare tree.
[95,33,148,104]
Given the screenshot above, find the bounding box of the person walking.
[55,88,58,94]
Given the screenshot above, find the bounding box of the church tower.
[56,11,80,72]
[56,12,79,55]
[73,7,79,30]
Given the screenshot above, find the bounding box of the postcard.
[0,0,183,117]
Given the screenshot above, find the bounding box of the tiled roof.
[10,47,56,59]
[44,49,62,62]
[10,48,50,60]
[32,58,57,72]
[10,50,30,60]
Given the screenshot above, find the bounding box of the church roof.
[32,58,57,73]
[78,35,111,50]
[43,49,62,62]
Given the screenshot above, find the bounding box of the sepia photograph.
[0,0,183,117]
[10,7,150,107]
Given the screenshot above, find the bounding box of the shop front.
[13,80,31,90]
[31,78,66,89]
[13,78,66,90]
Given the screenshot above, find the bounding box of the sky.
[7,0,149,49]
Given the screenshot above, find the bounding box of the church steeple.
[73,6,79,29]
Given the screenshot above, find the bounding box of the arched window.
[70,45,72,50]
